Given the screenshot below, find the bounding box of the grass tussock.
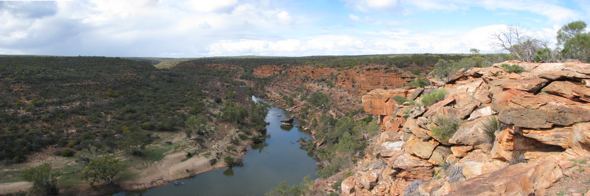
[420,89,448,106]
[431,116,460,143]
[500,63,526,73]
[482,116,501,140]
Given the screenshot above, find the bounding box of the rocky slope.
[341,61,590,196]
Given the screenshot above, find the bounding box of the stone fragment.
[423,96,455,118]
[467,106,495,121]
[500,78,549,92]
[521,127,572,149]
[458,103,479,120]
[429,146,452,165]
[408,88,424,100]
[403,135,437,159]
[432,181,452,196]
[362,89,407,115]
[403,118,431,140]
[492,89,590,129]
[451,158,563,195]
[451,146,473,158]
[341,176,355,195]
[449,118,493,146]
[542,80,590,102]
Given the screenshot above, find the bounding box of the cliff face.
[253,65,412,117]
[345,61,590,196]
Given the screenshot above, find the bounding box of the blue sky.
[0,0,589,57]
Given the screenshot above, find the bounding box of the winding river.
[115,96,319,195]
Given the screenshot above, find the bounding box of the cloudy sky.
[1,0,589,57]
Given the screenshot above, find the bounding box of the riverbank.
[0,124,256,196]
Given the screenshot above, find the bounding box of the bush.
[405,78,429,88]
[483,116,501,140]
[421,89,447,106]
[431,117,459,143]
[238,134,248,140]
[392,95,410,105]
[140,122,155,130]
[500,64,526,73]
[61,148,75,157]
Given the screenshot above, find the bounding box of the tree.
[80,156,125,186]
[119,130,152,156]
[221,101,249,124]
[186,114,209,136]
[557,21,587,46]
[19,163,61,195]
[558,21,590,62]
[491,25,551,62]
[470,48,480,55]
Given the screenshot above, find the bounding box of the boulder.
[409,105,426,118]
[451,146,473,158]
[403,135,437,159]
[467,106,495,121]
[357,169,382,190]
[432,181,452,196]
[383,115,406,133]
[500,78,549,92]
[584,79,590,87]
[408,88,424,100]
[403,118,431,140]
[541,81,590,102]
[377,141,404,158]
[341,176,355,195]
[389,153,434,181]
[423,96,455,118]
[450,158,563,195]
[490,127,515,161]
[521,127,572,149]
[458,103,479,119]
[492,89,590,129]
[429,146,452,165]
[473,83,492,104]
[449,118,493,146]
[280,118,294,123]
[572,123,590,149]
[445,68,467,83]
[362,89,407,115]
[538,70,590,81]
[461,161,502,179]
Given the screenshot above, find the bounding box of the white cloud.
[185,0,238,13]
[343,0,399,12]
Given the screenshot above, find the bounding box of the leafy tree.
[80,156,125,186]
[249,99,270,126]
[186,114,209,136]
[19,163,61,195]
[119,130,152,156]
[558,21,590,62]
[221,101,249,124]
[470,48,480,55]
[557,21,587,46]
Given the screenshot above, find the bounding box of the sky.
[0,0,589,57]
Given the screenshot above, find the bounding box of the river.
[114,96,319,195]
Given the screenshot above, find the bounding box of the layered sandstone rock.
[349,61,590,196]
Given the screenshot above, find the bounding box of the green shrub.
[411,69,421,75]
[140,122,155,130]
[392,95,410,105]
[483,116,500,140]
[238,134,248,140]
[500,64,526,73]
[61,148,75,157]
[431,117,459,143]
[24,106,34,112]
[405,78,429,88]
[421,89,447,106]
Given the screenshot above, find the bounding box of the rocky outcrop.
[252,65,281,77]
[362,89,407,116]
[347,61,590,196]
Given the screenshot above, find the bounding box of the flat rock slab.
[492,89,590,129]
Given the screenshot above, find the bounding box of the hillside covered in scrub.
[0,56,270,195]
